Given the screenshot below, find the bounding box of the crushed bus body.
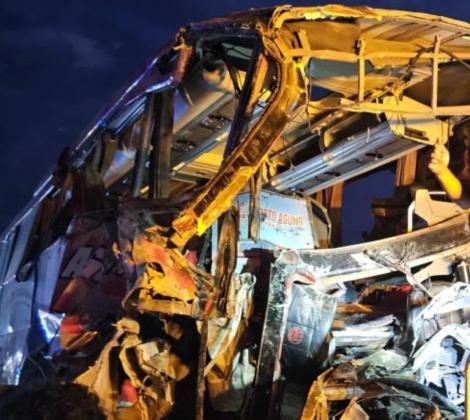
[1,4,470,419]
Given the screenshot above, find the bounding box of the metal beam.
[149,90,174,199]
[223,40,267,159]
[131,93,155,197]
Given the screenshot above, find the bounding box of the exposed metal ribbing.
[270,123,395,191]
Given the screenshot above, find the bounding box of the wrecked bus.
[1,4,470,419]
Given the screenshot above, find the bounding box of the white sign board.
[234,190,316,251]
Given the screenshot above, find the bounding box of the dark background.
[0,0,469,236]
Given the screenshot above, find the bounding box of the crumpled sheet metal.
[208,348,256,413]
[206,274,255,364]
[412,282,470,345]
[357,349,409,379]
[283,284,337,371]
[331,314,396,350]
[122,225,216,318]
[75,207,251,418]
[205,273,256,412]
[0,272,35,384]
[30,238,67,350]
[412,323,470,405]
[339,398,369,420]
[0,328,30,385]
[300,363,461,420]
[269,4,470,32]
[75,318,132,417]
[75,274,256,418]
[0,237,66,384]
[295,273,470,418]
[51,215,127,314]
[136,341,190,381]
[274,214,470,286]
[300,369,331,420]
[76,317,190,420]
[49,214,129,352]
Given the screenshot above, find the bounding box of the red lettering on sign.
[287,326,304,345]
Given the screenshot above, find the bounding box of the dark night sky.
[0,0,469,235]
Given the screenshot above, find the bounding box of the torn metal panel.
[0,272,34,384]
[282,284,337,374]
[409,189,465,230]
[358,349,409,378]
[253,258,342,416]
[0,238,66,384]
[123,225,216,318]
[412,324,470,406]
[300,364,463,419]
[0,328,30,385]
[412,282,470,345]
[206,273,255,372]
[206,273,256,413]
[49,214,128,354]
[331,314,397,350]
[76,316,192,419]
[300,369,330,420]
[1,202,40,284]
[274,213,470,285]
[252,258,292,417]
[213,208,238,312]
[28,239,67,359]
[339,398,369,420]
